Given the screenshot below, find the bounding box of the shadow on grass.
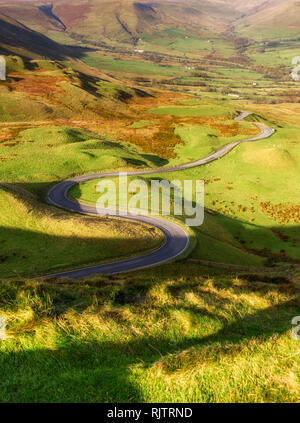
[0,223,165,279]
[141,154,169,167]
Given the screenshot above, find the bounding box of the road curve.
[44,112,274,279]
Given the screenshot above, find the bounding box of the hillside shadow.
[0,18,96,60]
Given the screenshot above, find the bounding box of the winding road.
[44,112,274,279]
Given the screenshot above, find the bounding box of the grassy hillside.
[70,99,300,267]
[0,2,66,33]
[2,0,298,68]
[0,121,165,278]
[0,269,299,402]
[49,0,234,43]
[1,30,299,272]
[1,0,298,50]
[0,56,151,122]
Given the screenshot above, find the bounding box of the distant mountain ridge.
[0,0,298,57]
[0,0,237,46]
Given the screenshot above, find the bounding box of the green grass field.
[83,53,189,77]
[247,41,300,67]
[138,30,236,58]
[172,121,258,162]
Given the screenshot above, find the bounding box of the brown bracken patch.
[260,201,300,224]
[10,74,64,96]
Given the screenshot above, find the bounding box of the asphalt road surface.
[44,112,274,279]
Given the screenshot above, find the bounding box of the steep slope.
[52,0,236,43]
